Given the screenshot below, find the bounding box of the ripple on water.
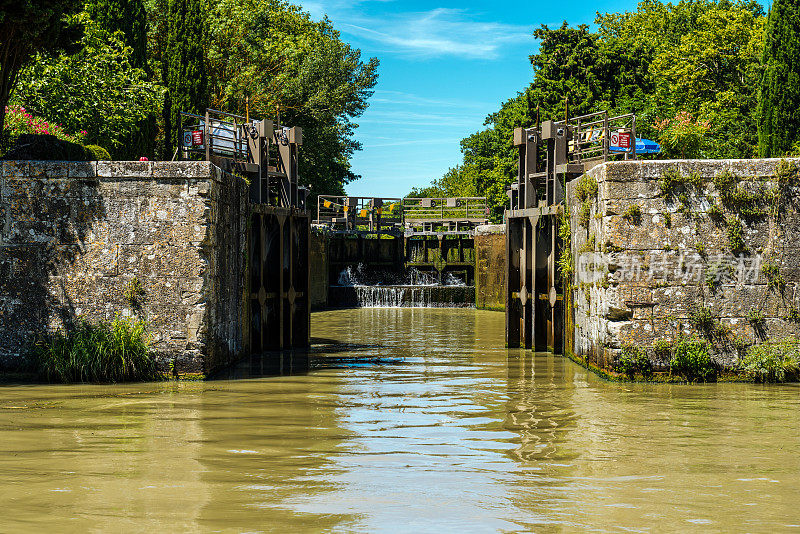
[0,308,799,532]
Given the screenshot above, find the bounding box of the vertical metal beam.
[547,215,556,351]
[506,218,521,347]
[278,215,285,350]
[522,218,532,349]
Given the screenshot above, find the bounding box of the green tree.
[207,0,378,197]
[0,0,82,136]
[13,13,163,155]
[86,0,154,159]
[650,2,764,158]
[85,0,148,69]
[758,0,800,157]
[427,1,767,220]
[163,0,207,158]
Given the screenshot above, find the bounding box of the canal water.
[1,308,799,532]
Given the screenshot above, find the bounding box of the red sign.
[191,130,204,146]
[610,130,633,150]
[618,131,632,149]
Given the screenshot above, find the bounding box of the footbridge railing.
[314,196,489,235]
[315,195,403,233]
[402,197,488,235]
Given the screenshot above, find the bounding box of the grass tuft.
[738,339,800,383]
[31,317,160,383]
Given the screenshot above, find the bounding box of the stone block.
[26,161,69,179]
[97,160,153,178]
[4,177,102,199]
[6,196,72,244]
[1,161,27,177]
[152,161,212,179]
[0,245,47,297]
[68,161,97,179]
[118,243,206,279]
[48,244,119,277]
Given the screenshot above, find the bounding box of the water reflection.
[504,352,579,463]
[0,309,799,531]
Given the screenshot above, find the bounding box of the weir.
[313,196,487,307]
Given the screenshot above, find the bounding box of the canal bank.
[1,307,799,531]
[565,159,800,380]
[0,160,309,378]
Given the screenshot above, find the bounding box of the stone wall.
[0,160,248,376]
[474,224,506,311]
[567,159,800,370]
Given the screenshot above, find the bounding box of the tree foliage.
[424,0,767,221]
[12,13,163,157]
[85,0,148,70]
[207,0,379,197]
[757,0,800,157]
[163,0,207,157]
[0,0,82,135]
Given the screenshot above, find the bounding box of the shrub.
[557,211,573,280]
[31,316,160,383]
[85,144,111,161]
[776,159,800,187]
[726,216,747,255]
[747,309,767,339]
[689,306,717,337]
[659,168,682,197]
[713,170,737,193]
[654,112,708,159]
[12,15,164,158]
[3,105,84,144]
[707,202,724,222]
[124,277,145,308]
[738,339,800,382]
[695,242,707,258]
[578,233,596,253]
[576,175,598,228]
[762,261,785,291]
[576,174,598,202]
[622,204,642,224]
[705,261,733,290]
[670,337,716,382]
[616,344,653,379]
[653,339,672,361]
[578,200,592,228]
[3,134,89,161]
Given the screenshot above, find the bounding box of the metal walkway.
[314,195,488,236]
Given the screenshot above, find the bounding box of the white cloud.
[301,3,533,60]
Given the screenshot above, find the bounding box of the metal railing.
[402,197,487,222]
[314,196,489,234]
[180,109,252,162]
[315,195,403,232]
[567,110,637,164]
[179,108,307,210]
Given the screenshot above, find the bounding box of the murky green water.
[1,308,799,532]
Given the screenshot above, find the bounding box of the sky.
[299,0,644,198]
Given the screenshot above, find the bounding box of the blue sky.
[300,0,643,198]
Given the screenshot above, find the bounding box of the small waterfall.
[330,264,474,308]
